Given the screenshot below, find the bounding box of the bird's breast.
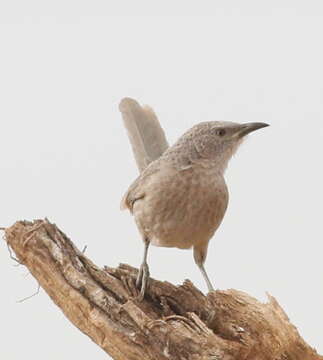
[133,166,229,249]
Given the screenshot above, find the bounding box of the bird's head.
[177,121,269,173]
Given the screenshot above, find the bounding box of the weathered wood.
[4,219,322,360]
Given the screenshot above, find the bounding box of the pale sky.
[1,1,323,359]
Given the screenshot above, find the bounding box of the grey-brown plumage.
[121,110,269,300]
[119,98,168,172]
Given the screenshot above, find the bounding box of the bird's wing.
[120,161,161,212]
[119,98,169,173]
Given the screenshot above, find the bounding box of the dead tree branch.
[4,219,322,360]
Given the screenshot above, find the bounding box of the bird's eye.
[216,129,226,137]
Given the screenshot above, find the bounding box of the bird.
[120,100,269,300]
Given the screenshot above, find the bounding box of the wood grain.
[4,219,322,360]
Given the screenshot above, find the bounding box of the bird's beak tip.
[237,122,270,137]
[261,122,270,128]
[247,122,270,129]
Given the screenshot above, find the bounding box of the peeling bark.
[4,219,322,360]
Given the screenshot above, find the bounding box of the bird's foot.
[136,262,150,301]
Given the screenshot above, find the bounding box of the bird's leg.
[136,238,150,300]
[198,263,214,292]
[193,245,214,292]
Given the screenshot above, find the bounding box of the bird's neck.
[193,157,228,176]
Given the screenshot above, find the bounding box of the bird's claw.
[136,262,150,301]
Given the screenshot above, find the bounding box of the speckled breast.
[133,166,229,249]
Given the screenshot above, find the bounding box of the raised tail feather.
[119,98,169,173]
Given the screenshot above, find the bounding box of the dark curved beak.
[237,122,270,138]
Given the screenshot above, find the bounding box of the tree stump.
[4,219,322,360]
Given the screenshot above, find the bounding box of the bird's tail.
[119,98,169,173]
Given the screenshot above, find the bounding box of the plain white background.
[1,1,322,358]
